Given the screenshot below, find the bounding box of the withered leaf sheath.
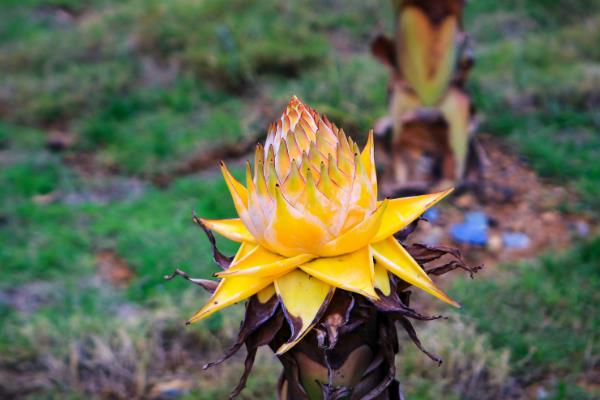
[167,224,478,399]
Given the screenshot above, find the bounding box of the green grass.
[465,0,600,42]
[267,54,388,134]
[451,6,600,398]
[0,142,247,396]
[451,236,600,399]
[468,12,600,214]
[80,79,250,173]
[478,243,600,374]
[0,155,239,290]
[0,0,331,174]
[1,0,599,398]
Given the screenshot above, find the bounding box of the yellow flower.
[192,96,457,354]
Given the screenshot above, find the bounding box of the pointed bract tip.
[425,187,455,208]
[287,95,302,108]
[186,313,204,325]
[275,342,294,356]
[434,287,461,308]
[438,187,455,198]
[363,290,380,302]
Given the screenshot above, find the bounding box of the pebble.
[502,232,531,249]
[450,211,489,246]
[487,233,503,252]
[420,226,444,246]
[455,193,476,208]
[149,379,193,399]
[572,220,589,237]
[422,206,440,223]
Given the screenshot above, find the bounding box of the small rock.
[3,281,61,314]
[96,250,134,287]
[46,130,76,152]
[420,226,444,246]
[32,192,59,205]
[467,211,488,225]
[62,178,145,205]
[536,386,549,399]
[450,211,488,246]
[571,220,589,237]
[0,291,10,309]
[502,232,531,250]
[454,193,476,209]
[487,232,503,252]
[149,379,193,399]
[422,206,439,223]
[540,211,559,223]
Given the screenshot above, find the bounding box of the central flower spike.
[193,96,457,354]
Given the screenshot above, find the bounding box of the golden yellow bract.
[193,96,457,354]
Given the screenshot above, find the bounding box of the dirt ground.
[405,135,593,270]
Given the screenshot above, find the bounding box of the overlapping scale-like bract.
[246,96,377,257]
[192,96,457,354]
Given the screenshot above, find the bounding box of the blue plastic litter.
[422,206,439,223]
[502,232,531,249]
[450,211,488,246]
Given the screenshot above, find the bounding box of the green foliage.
[5,62,135,125]
[0,0,599,398]
[399,316,512,400]
[0,122,46,149]
[0,0,329,122]
[91,174,240,301]
[0,0,335,174]
[80,81,249,173]
[465,0,600,41]
[1,158,62,198]
[133,0,328,88]
[268,55,388,134]
[453,237,600,387]
[468,13,600,214]
[0,164,238,289]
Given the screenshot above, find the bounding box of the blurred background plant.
[371,0,479,193]
[0,0,599,399]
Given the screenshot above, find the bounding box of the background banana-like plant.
[372,0,482,193]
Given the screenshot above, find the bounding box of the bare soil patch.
[408,135,593,270]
